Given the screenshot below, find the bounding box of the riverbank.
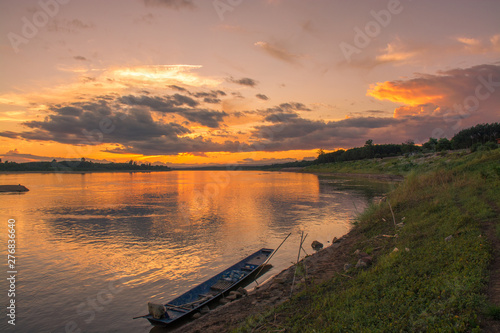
[174,149,500,332]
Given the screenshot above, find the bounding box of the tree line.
[0,158,171,172]
[1,123,498,171]
[314,122,500,165]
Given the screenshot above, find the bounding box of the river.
[0,171,394,332]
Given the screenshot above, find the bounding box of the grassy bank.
[237,149,500,332]
[303,150,478,176]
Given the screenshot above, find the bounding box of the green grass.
[235,149,500,332]
[303,150,478,176]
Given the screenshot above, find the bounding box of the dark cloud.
[228,77,258,87]
[260,102,311,117]
[119,94,199,111]
[0,149,60,163]
[168,85,187,92]
[73,56,87,61]
[181,110,227,128]
[118,93,228,127]
[54,106,83,116]
[7,106,190,147]
[143,0,195,9]
[256,94,269,100]
[250,116,407,151]
[264,112,299,123]
[231,92,245,99]
[191,90,226,98]
[203,98,221,104]
[104,137,250,156]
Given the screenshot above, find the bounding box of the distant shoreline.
[0,170,170,175]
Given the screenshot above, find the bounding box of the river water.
[0,171,394,332]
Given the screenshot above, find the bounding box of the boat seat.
[210,279,234,291]
[241,263,257,271]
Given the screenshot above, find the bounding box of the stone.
[445,235,453,242]
[405,248,410,252]
[344,263,353,271]
[311,240,323,251]
[226,294,238,301]
[147,302,166,319]
[229,290,243,298]
[273,277,285,284]
[219,298,231,305]
[392,247,399,252]
[360,255,373,266]
[192,312,202,319]
[200,306,210,314]
[354,249,361,256]
[355,259,367,268]
[237,287,248,296]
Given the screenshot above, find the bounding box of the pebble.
[219,298,231,305]
[237,287,248,296]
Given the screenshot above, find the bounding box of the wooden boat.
[138,248,274,327]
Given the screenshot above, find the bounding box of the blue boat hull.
[144,248,274,327]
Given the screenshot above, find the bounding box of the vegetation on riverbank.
[236,149,500,332]
[304,149,477,175]
[0,159,171,172]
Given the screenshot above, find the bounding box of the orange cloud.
[367,64,500,132]
[367,81,444,106]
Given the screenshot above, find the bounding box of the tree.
[365,139,373,146]
[423,138,438,151]
[436,138,452,151]
[401,140,418,154]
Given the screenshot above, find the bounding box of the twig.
[255,232,291,285]
[290,232,307,297]
[388,201,397,230]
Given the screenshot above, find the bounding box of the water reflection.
[0,171,394,332]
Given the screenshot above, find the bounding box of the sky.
[0,0,499,167]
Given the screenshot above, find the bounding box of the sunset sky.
[1,0,499,167]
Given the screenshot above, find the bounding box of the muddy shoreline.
[166,229,367,333]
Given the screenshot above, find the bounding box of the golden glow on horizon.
[112,65,221,87]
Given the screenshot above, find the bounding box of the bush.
[484,141,498,150]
